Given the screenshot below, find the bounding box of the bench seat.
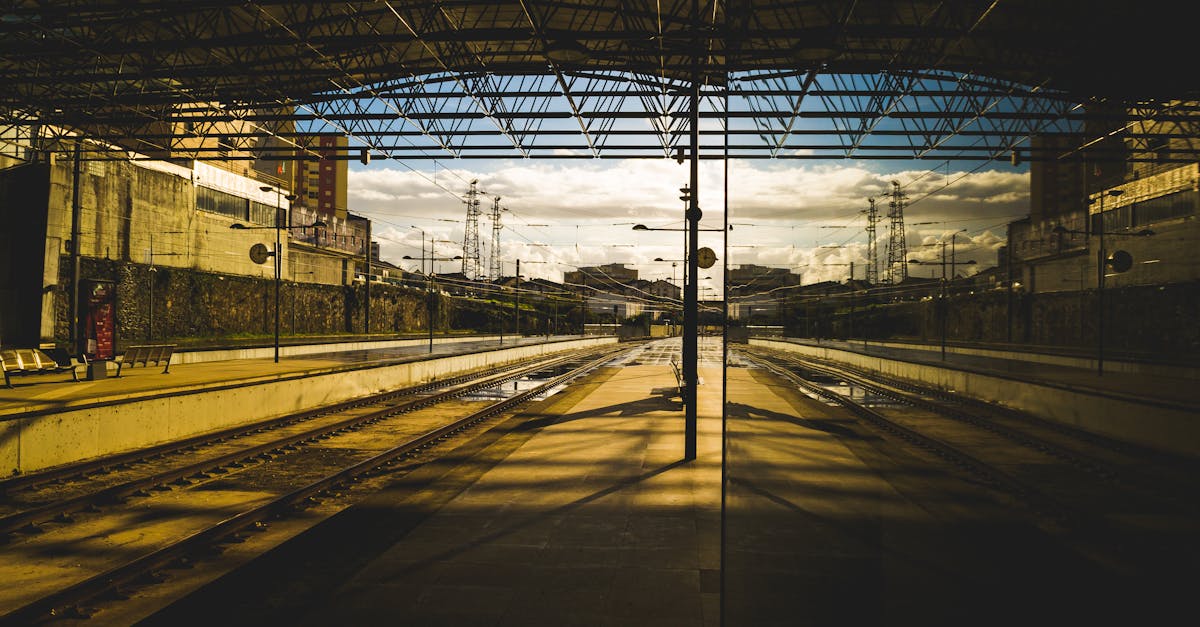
[115,344,176,376]
[1,348,85,388]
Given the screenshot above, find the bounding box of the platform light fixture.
[404,243,462,352]
[230,187,325,363]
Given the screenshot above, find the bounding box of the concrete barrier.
[852,339,1200,381]
[2,337,615,476]
[751,338,1200,459]
[170,334,505,365]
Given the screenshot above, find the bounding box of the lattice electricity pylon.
[883,181,909,284]
[462,180,482,280]
[488,196,503,280]
[864,197,880,285]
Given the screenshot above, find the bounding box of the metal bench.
[115,344,176,376]
[1,348,86,388]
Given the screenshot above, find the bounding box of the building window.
[249,200,269,226]
[1134,189,1197,225]
[196,186,250,221]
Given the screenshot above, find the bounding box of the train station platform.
[132,351,722,626]
[753,337,1200,459]
[775,337,1199,406]
[132,337,1178,626]
[0,335,540,418]
[0,335,614,476]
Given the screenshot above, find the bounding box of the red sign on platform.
[83,279,116,360]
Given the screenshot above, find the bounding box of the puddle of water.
[461,374,569,402]
[818,381,904,408]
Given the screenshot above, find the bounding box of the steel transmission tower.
[884,181,908,284]
[488,196,503,280]
[864,197,880,284]
[462,180,482,279]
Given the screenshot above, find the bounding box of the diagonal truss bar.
[380,0,531,157]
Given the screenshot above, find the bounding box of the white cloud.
[349,160,1026,280]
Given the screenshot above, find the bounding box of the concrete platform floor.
[785,338,1197,408]
[0,337,554,418]
[136,339,1189,626]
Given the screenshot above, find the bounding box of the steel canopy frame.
[2,1,1200,164]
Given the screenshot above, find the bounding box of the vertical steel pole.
[683,4,700,461]
[365,221,371,336]
[940,241,946,361]
[274,192,281,364]
[70,142,82,354]
[515,259,520,338]
[148,232,154,342]
[1006,230,1014,343]
[1097,195,1105,376]
[427,235,434,352]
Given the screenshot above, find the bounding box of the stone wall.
[53,258,436,348]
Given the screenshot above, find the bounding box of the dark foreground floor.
[137,360,1195,627]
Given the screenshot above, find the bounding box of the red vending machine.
[82,279,116,370]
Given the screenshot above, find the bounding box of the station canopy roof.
[2,1,1198,162]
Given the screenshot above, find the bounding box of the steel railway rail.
[740,349,1075,522]
[0,344,630,624]
[740,346,1200,578]
[749,346,1200,514]
[0,346,618,537]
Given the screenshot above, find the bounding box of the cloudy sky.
[348,158,1029,295]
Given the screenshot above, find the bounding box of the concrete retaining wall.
[751,338,1200,459]
[2,336,615,476]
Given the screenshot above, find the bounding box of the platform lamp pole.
[404,244,460,354]
[267,187,289,363]
[364,220,372,336]
[683,35,701,462]
[409,226,432,352]
[1096,189,1123,377]
[146,230,186,342]
[234,187,322,363]
[940,241,947,360]
[515,259,520,338]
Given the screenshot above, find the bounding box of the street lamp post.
[409,226,429,352]
[515,259,521,338]
[635,219,725,459]
[634,206,708,460]
[1096,190,1121,377]
[145,230,186,341]
[404,240,461,353]
[654,257,684,335]
[1052,192,1153,376]
[364,221,372,336]
[908,252,976,361]
[231,187,324,363]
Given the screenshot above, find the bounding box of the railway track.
[0,344,631,624]
[739,346,1200,575]
[0,346,619,532]
[753,348,1200,512]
